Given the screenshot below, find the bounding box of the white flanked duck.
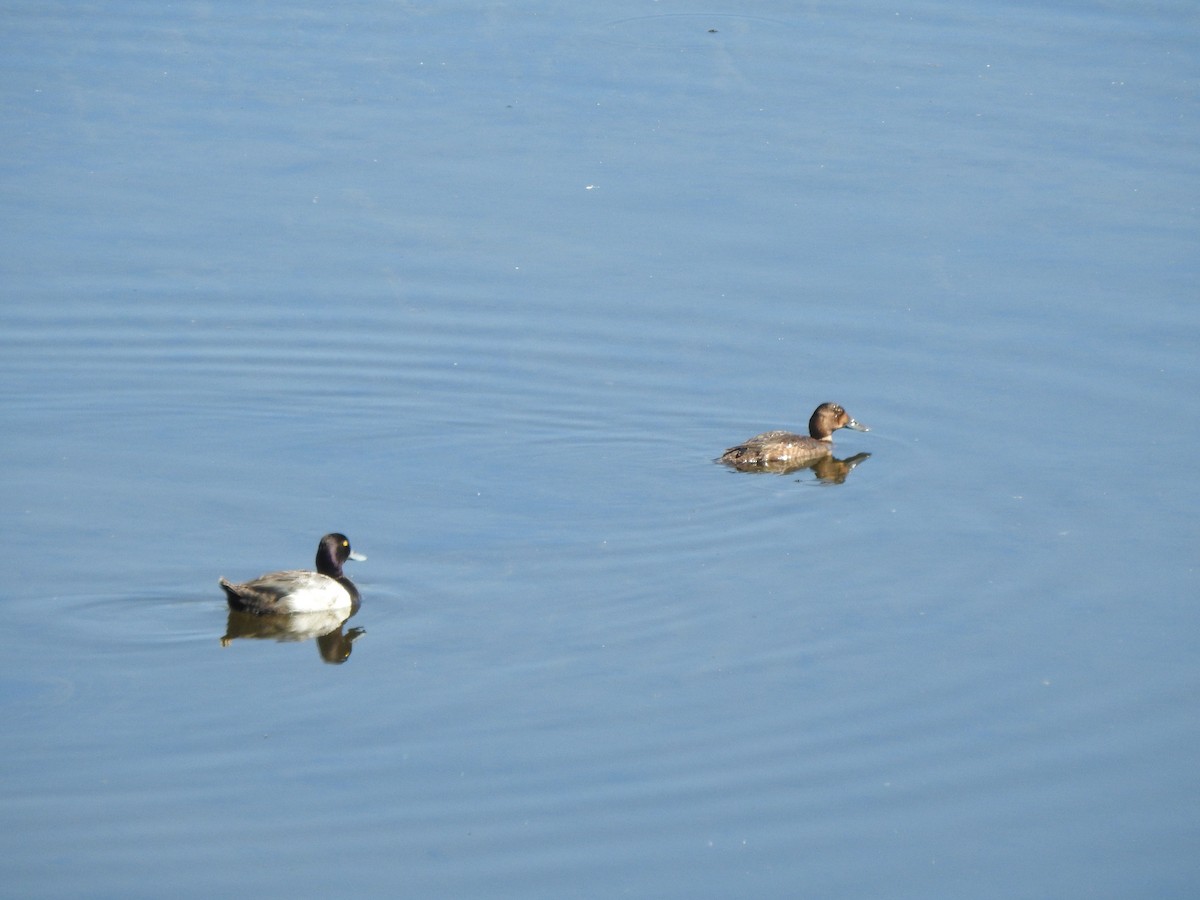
[219,533,366,615]
[720,402,869,467]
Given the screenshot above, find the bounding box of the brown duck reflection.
[722,451,871,483]
[220,607,365,665]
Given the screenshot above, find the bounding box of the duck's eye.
[342,540,349,548]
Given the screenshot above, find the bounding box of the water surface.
[2,1,1198,897]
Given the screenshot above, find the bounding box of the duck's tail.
[218,577,248,610]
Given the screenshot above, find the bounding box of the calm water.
[3,1,1198,897]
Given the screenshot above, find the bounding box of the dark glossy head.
[808,403,870,440]
[315,533,366,578]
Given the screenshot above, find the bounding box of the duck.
[720,402,869,468]
[218,533,366,615]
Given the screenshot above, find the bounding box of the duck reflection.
[220,607,365,665]
[722,451,871,483]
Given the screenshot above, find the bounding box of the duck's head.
[809,403,869,440]
[315,533,367,578]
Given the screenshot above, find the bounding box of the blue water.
[3,1,1198,897]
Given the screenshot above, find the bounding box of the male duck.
[219,533,366,615]
[720,402,869,467]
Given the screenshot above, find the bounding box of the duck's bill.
[349,551,368,561]
[845,419,870,432]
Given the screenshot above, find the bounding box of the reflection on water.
[719,451,872,483]
[220,609,365,665]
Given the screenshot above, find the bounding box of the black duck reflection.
[220,608,365,665]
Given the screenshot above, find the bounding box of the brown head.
[808,403,870,441]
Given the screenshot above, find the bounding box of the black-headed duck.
[219,533,366,615]
[720,402,869,468]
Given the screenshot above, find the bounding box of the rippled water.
[3,1,1198,897]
